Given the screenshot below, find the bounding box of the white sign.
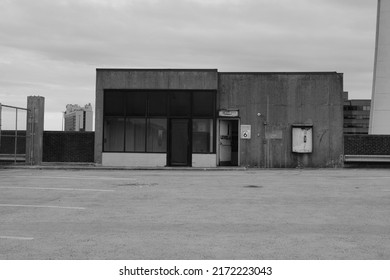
[240,125,251,139]
[292,126,313,153]
[218,110,239,117]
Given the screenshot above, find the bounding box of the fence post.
[0,103,2,150]
[26,96,45,165]
[14,108,18,163]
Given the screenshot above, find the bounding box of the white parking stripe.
[0,186,114,192]
[0,236,34,240]
[0,175,135,181]
[0,204,85,210]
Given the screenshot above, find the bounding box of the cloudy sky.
[0,0,377,130]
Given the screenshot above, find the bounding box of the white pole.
[369,0,390,134]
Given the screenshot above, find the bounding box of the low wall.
[43,131,94,162]
[344,135,390,155]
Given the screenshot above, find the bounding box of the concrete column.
[26,96,45,165]
[369,0,390,134]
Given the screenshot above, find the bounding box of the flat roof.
[96,68,218,72]
[219,71,340,75]
[96,68,341,75]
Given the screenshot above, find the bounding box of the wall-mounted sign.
[219,110,239,117]
[241,125,251,139]
[292,125,313,153]
[265,129,283,140]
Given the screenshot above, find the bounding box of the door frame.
[167,118,192,166]
[217,118,240,166]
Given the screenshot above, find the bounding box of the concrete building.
[343,92,371,134]
[95,69,344,168]
[369,0,390,134]
[64,104,93,132]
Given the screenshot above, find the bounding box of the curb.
[0,163,247,171]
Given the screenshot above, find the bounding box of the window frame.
[102,89,216,154]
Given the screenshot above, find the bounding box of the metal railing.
[0,103,31,164]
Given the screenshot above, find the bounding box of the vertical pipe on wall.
[14,108,18,163]
[266,95,270,168]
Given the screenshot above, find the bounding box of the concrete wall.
[192,154,217,167]
[95,69,218,164]
[218,72,344,168]
[102,153,166,167]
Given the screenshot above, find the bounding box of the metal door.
[218,119,239,166]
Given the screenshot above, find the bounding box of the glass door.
[168,119,191,166]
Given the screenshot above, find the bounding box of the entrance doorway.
[168,119,191,166]
[218,119,239,166]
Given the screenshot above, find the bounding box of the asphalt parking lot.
[0,167,389,260]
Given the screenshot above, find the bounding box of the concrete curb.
[0,163,247,171]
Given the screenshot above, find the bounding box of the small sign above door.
[218,110,239,117]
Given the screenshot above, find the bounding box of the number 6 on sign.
[240,125,251,139]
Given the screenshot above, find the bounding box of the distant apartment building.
[64,104,93,131]
[343,92,370,134]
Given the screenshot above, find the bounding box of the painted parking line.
[0,236,34,240]
[0,186,114,192]
[0,204,85,210]
[0,175,136,181]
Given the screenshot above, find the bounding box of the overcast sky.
[0,0,378,130]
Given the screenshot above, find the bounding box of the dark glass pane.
[126,92,147,116]
[104,91,124,116]
[170,119,189,165]
[192,119,214,153]
[193,91,215,117]
[147,119,167,152]
[169,91,191,116]
[103,117,124,151]
[125,118,146,152]
[148,92,167,116]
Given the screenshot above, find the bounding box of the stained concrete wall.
[218,72,344,168]
[26,96,45,165]
[95,69,218,164]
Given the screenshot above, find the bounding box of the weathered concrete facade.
[219,73,344,167]
[26,96,45,165]
[95,69,343,168]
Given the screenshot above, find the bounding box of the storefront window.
[126,92,147,116]
[104,91,124,116]
[103,90,216,154]
[193,91,215,117]
[170,91,191,116]
[104,117,124,151]
[192,119,214,153]
[125,118,146,152]
[148,92,167,116]
[147,119,167,152]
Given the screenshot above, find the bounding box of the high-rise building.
[369,0,390,134]
[64,103,93,131]
[343,92,371,134]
